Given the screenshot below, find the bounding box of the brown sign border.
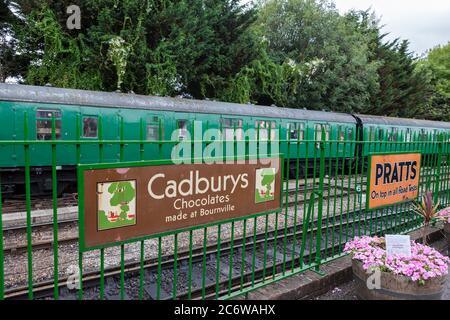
[78,156,284,251]
[366,151,422,211]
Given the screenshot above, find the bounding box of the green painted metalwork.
[51,115,59,299]
[24,112,33,300]
[1,106,450,301]
[0,174,3,300]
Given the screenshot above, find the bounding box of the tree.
[8,0,260,98]
[344,9,432,118]
[250,0,380,113]
[426,43,450,98]
[0,0,29,82]
[414,43,450,121]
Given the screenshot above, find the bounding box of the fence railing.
[0,119,449,300]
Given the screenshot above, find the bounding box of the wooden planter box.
[352,259,447,300]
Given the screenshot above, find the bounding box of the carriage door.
[315,123,330,148]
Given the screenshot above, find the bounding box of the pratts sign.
[78,158,282,250]
[366,153,421,210]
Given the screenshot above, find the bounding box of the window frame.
[222,117,244,141]
[177,119,189,141]
[81,115,99,139]
[36,108,62,140]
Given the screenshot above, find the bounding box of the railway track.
[3,204,420,300]
[2,171,447,255]
[1,181,355,254]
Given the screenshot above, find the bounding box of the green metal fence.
[0,117,449,300]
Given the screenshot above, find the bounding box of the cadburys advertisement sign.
[367,153,421,210]
[80,158,282,249]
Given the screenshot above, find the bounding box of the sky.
[332,0,450,56]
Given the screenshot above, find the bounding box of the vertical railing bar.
[51,114,59,299]
[338,129,346,252]
[24,112,33,299]
[271,212,279,279]
[357,130,365,237]
[314,128,326,270]
[308,128,318,266]
[139,240,145,300]
[299,128,309,267]
[345,129,352,242]
[187,230,193,300]
[251,217,258,286]
[351,127,358,238]
[78,252,83,300]
[201,228,207,300]
[262,214,269,280]
[331,131,341,256]
[100,248,105,300]
[282,138,290,274]
[76,114,83,300]
[227,221,235,295]
[323,128,333,259]
[156,237,162,300]
[172,233,178,300]
[291,125,301,271]
[325,129,337,257]
[240,219,248,289]
[0,174,4,300]
[120,244,125,300]
[215,225,222,299]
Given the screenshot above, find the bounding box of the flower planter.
[352,259,447,300]
[346,236,449,300]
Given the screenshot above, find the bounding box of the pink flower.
[345,236,449,283]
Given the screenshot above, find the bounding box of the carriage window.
[177,120,189,140]
[147,124,160,140]
[315,124,330,141]
[348,128,353,140]
[368,127,376,141]
[406,128,412,142]
[256,120,268,141]
[287,123,305,141]
[419,129,426,141]
[270,121,277,140]
[146,117,162,140]
[287,123,298,140]
[388,127,398,141]
[222,118,243,141]
[82,117,98,138]
[36,109,62,140]
[338,127,345,141]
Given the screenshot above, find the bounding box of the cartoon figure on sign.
[97,180,137,230]
[255,168,276,203]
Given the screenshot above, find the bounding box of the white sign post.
[385,234,412,257]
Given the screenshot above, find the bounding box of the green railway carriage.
[357,114,450,162]
[0,84,357,197]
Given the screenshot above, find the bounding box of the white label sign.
[385,234,412,257]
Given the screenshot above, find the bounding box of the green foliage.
[252,0,380,112]
[3,0,447,121]
[0,0,30,82]
[9,0,259,97]
[426,43,450,98]
[414,43,450,120]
